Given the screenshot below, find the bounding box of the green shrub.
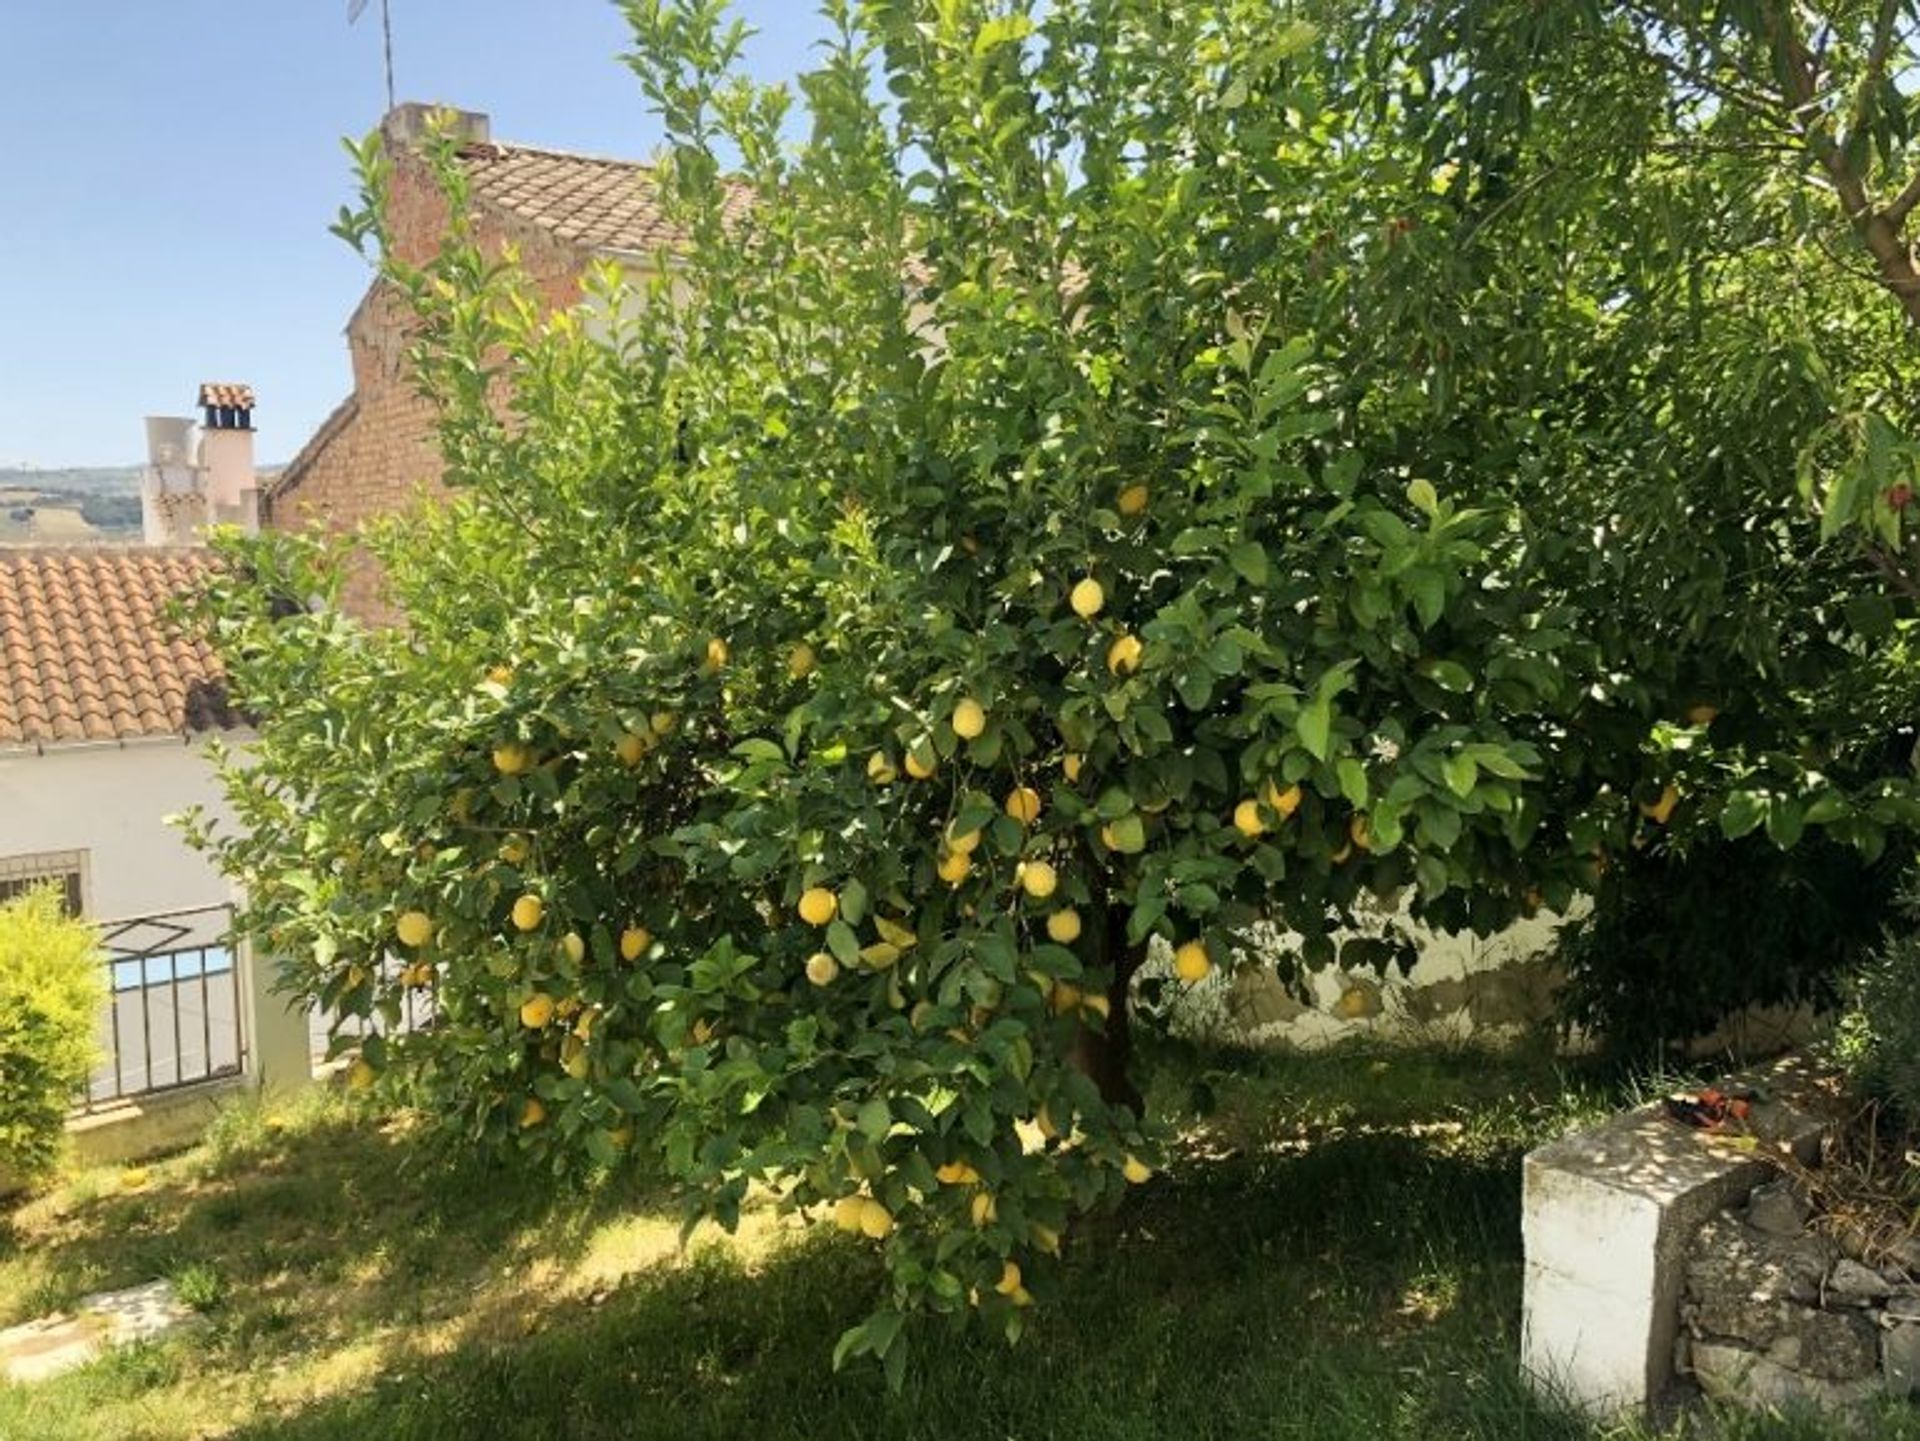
[0,885,104,1178]
[1557,835,1898,1058]
[1835,877,1920,1119]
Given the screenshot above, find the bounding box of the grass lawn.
[3,1045,1916,1441]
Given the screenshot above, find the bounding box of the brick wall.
[266,144,590,620]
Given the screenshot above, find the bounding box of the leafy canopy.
[190,0,1920,1372]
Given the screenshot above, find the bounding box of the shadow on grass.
[205,1123,1582,1441]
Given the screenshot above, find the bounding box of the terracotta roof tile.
[453,141,749,256]
[198,383,255,409]
[0,548,241,748]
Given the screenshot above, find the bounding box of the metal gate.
[78,903,245,1111]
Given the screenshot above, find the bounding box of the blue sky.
[0,1,831,468]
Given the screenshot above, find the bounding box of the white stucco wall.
[0,737,240,927]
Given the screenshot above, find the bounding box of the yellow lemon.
[1263,780,1303,818]
[486,664,515,686]
[1083,993,1111,1021]
[996,1260,1023,1296]
[952,698,987,739]
[1122,1154,1153,1184]
[1173,940,1211,984]
[615,730,650,766]
[512,893,545,932]
[936,1160,981,1185]
[832,1195,867,1232]
[493,741,532,776]
[938,849,973,885]
[788,642,817,679]
[650,710,677,736]
[1062,752,1084,782]
[1005,786,1042,826]
[1641,784,1680,825]
[501,834,530,866]
[561,932,586,964]
[562,1038,590,1080]
[395,910,433,948]
[347,1058,376,1092]
[1349,814,1373,852]
[1036,1105,1060,1140]
[798,887,839,926]
[520,1097,547,1128]
[859,1198,894,1240]
[1107,633,1143,676]
[905,745,938,780]
[1046,908,1082,944]
[867,750,898,785]
[1031,1223,1061,1254]
[1117,483,1149,516]
[520,992,556,1029]
[945,824,982,855]
[1233,799,1266,838]
[620,926,651,961]
[703,636,730,672]
[1010,1285,1034,1307]
[805,951,839,986]
[1070,577,1105,619]
[1018,860,1059,900]
[972,1191,997,1227]
[1049,980,1083,1015]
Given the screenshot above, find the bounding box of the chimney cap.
[381,103,492,150]
[198,382,255,410]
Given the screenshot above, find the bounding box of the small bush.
[1557,834,1897,1058]
[1834,878,1920,1119]
[0,886,104,1179]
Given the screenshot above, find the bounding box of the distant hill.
[0,466,144,544]
[0,464,280,546]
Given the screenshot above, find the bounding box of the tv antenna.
[348,0,396,112]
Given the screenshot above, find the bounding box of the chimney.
[137,384,260,547]
[198,383,259,534]
[140,415,200,546]
[380,103,491,152]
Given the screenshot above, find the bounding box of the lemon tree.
[191,0,1635,1374]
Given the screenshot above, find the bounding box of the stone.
[1761,1307,1878,1381]
[1886,1322,1920,1398]
[1828,1259,1893,1304]
[1886,1294,1920,1325]
[1691,1339,1884,1414]
[1746,1178,1812,1238]
[1684,1214,1833,1346]
[1522,1053,1831,1418]
[0,1280,200,1385]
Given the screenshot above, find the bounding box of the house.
[264,103,705,618]
[0,386,310,1156]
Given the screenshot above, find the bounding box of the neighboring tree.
[0,886,103,1181]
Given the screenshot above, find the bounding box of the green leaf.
[826,920,861,967]
[1443,753,1477,797]
[1336,757,1369,808]
[1297,700,1332,761]
[856,1098,891,1140]
[1229,541,1269,586]
[1406,478,1438,516]
[1720,790,1767,840]
[840,878,870,926]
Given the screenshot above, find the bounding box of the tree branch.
[1850,0,1904,140]
[1887,167,1920,230]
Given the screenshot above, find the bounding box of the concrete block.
[1521,1055,1830,1418]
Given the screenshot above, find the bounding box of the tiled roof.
[198,383,255,410]
[0,549,241,748]
[453,141,747,255]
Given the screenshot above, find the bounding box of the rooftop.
[451,138,748,257]
[0,548,241,750]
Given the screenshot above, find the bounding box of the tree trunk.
[1070,901,1146,1116]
